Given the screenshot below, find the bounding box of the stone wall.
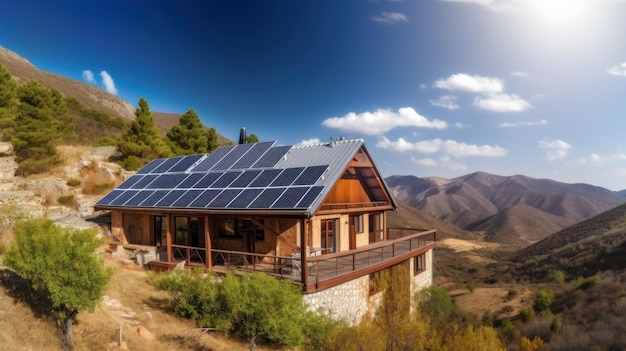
[303,274,378,325]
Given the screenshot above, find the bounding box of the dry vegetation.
[0,255,274,351]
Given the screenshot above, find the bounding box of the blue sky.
[2,0,626,190]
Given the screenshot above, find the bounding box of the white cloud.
[607,62,626,77]
[439,0,516,11]
[511,71,529,78]
[323,107,447,135]
[573,152,626,166]
[474,93,532,112]
[371,12,408,24]
[377,136,507,157]
[434,73,503,93]
[298,138,321,146]
[538,138,571,161]
[99,70,118,95]
[411,156,468,171]
[430,95,460,110]
[500,119,547,127]
[82,70,96,84]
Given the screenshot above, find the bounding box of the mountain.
[386,172,625,247]
[0,45,135,121]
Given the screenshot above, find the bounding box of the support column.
[205,215,212,269]
[301,218,308,288]
[166,214,173,263]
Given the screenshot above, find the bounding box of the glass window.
[414,253,426,275]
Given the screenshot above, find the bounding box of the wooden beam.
[205,215,212,269]
[166,214,173,263]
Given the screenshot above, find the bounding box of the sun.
[524,0,596,32]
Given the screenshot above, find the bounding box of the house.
[94,138,436,324]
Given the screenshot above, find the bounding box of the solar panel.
[150,157,183,173]
[252,145,291,168]
[208,189,242,207]
[136,159,166,174]
[189,189,222,207]
[192,173,222,188]
[140,190,170,206]
[130,174,159,189]
[210,172,241,188]
[171,190,204,207]
[249,169,282,187]
[230,142,274,169]
[191,145,235,172]
[117,175,144,189]
[227,188,263,208]
[109,190,139,206]
[96,189,124,205]
[176,173,206,188]
[167,154,205,172]
[229,170,261,188]
[124,190,152,206]
[297,186,324,208]
[156,190,186,206]
[249,188,286,208]
[270,167,305,187]
[294,165,328,185]
[149,174,190,189]
[272,187,309,208]
[212,143,255,170]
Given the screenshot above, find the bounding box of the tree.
[166,108,208,155]
[0,63,16,131]
[246,134,259,144]
[206,127,220,153]
[117,98,172,170]
[10,81,74,175]
[3,219,112,349]
[533,289,554,312]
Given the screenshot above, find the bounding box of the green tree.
[11,81,74,174]
[166,108,208,155]
[117,98,172,170]
[246,134,259,143]
[206,127,220,153]
[0,63,17,131]
[3,219,112,349]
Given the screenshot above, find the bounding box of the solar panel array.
[96,142,329,211]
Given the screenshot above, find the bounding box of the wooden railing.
[171,244,207,266]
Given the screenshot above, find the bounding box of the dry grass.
[452,286,534,321]
[0,255,275,351]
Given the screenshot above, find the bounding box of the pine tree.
[166,108,208,155]
[206,127,220,153]
[118,98,172,170]
[0,63,17,133]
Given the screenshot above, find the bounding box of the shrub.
[519,308,536,323]
[576,275,601,290]
[553,270,566,284]
[57,194,75,206]
[66,178,81,187]
[533,289,554,312]
[550,315,563,333]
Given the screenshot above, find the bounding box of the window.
[174,216,205,247]
[218,218,265,241]
[414,253,426,275]
[350,214,364,234]
[320,219,337,254]
[153,216,167,247]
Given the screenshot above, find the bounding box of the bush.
[57,194,76,207]
[575,275,601,290]
[550,315,563,333]
[553,270,566,284]
[533,289,554,312]
[519,308,536,323]
[66,178,81,187]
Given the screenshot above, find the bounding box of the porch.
[147,228,436,293]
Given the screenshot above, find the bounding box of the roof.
[94,138,395,216]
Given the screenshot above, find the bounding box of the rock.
[137,325,156,341]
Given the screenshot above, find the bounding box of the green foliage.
[65,97,126,130]
[206,127,220,153]
[533,289,554,312]
[519,307,536,323]
[3,219,112,347]
[552,270,565,284]
[153,269,322,349]
[498,319,516,341]
[519,336,545,351]
[117,98,172,170]
[57,194,75,206]
[0,63,17,132]
[550,315,562,333]
[166,109,208,155]
[246,134,259,143]
[66,178,81,187]
[10,81,73,175]
[418,285,457,319]
[575,274,601,290]
[94,136,119,147]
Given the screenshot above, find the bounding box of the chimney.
[238,127,246,144]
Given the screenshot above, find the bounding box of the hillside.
[386,172,624,247]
